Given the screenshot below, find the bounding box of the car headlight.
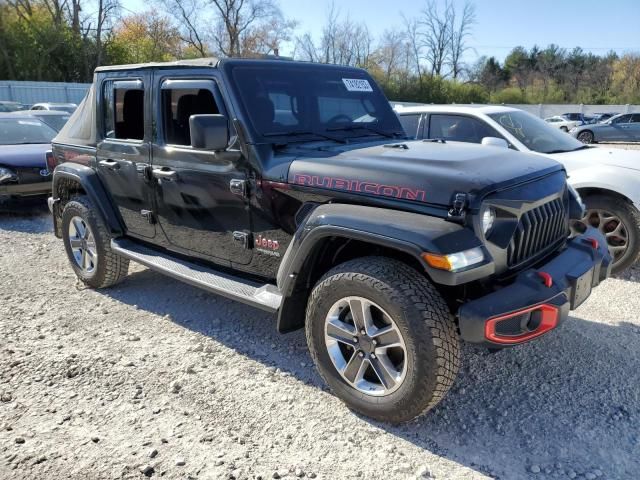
[482,207,496,235]
[422,247,485,272]
[0,166,17,184]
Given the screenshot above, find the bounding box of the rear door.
[604,114,632,141]
[628,114,640,141]
[150,73,252,265]
[96,75,156,239]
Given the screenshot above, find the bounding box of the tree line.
[1,0,639,105]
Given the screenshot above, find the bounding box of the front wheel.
[577,130,594,144]
[61,195,129,288]
[305,257,460,423]
[571,194,640,274]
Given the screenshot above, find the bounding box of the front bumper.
[458,227,611,347]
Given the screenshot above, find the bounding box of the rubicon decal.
[292,174,426,202]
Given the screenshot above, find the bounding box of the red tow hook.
[537,271,553,288]
[585,237,599,250]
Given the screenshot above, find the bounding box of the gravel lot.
[1,201,639,480]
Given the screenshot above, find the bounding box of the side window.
[398,114,421,138]
[612,114,631,124]
[103,79,144,141]
[161,86,219,146]
[428,114,499,144]
[630,114,640,123]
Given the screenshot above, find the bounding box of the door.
[628,114,640,141]
[604,114,633,141]
[96,77,156,239]
[150,76,252,265]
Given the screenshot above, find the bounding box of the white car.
[394,104,640,273]
[544,115,580,132]
[29,102,77,114]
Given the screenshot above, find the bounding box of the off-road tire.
[61,195,129,288]
[306,256,461,423]
[582,194,640,274]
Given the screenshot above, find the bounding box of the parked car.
[544,115,580,132]
[570,113,640,144]
[561,113,590,125]
[0,114,56,202]
[48,58,610,423]
[395,104,640,273]
[0,101,28,112]
[30,102,77,113]
[11,110,71,132]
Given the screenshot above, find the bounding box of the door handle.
[152,168,177,180]
[99,159,120,170]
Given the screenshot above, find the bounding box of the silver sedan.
[570,113,640,143]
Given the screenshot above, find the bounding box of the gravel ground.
[1,205,639,480]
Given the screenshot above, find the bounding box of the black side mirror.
[189,114,228,151]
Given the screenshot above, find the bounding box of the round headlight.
[482,208,496,235]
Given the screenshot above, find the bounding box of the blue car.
[0,114,57,201]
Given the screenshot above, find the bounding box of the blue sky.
[123,0,639,62]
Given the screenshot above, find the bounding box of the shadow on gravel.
[103,268,640,479]
[0,200,51,233]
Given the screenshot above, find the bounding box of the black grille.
[507,197,568,267]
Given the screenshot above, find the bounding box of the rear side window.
[161,83,220,146]
[398,114,421,138]
[630,114,640,123]
[612,114,631,124]
[428,114,498,143]
[103,79,144,141]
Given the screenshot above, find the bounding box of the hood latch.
[448,193,468,223]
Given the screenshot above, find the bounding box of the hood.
[287,140,563,207]
[550,146,640,171]
[0,143,50,168]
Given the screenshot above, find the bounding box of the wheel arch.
[52,163,124,237]
[275,203,488,333]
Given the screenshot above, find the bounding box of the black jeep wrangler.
[48,58,611,422]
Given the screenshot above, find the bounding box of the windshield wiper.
[326,124,401,139]
[263,130,347,144]
[545,145,592,154]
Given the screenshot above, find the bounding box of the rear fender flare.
[52,163,123,236]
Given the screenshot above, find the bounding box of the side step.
[110,238,282,312]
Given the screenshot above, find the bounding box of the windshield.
[230,64,404,143]
[488,110,585,154]
[0,118,57,145]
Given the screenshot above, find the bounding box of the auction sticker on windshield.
[342,78,373,92]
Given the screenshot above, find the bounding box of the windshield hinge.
[448,193,468,223]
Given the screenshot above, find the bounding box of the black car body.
[48,58,611,422]
[0,114,56,199]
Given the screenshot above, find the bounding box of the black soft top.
[94,57,220,73]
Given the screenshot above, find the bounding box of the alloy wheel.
[324,296,407,396]
[577,131,593,144]
[571,209,629,266]
[68,216,98,273]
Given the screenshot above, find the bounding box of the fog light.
[422,247,485,272]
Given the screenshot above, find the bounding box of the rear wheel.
[577,130,594,144]
[571,194,640,274]
[306,257,460,423]
[61,195,129,288]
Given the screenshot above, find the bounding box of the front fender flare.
[275,203,493,332]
